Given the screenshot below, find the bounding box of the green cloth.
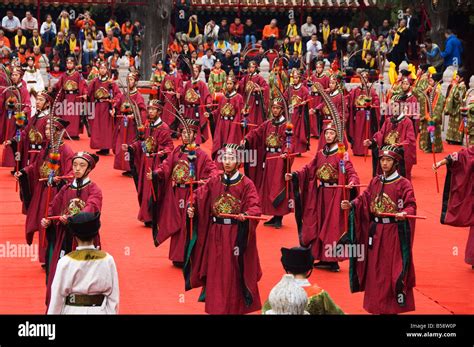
[262,288,344,315]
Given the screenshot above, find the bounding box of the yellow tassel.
[389,62,397,85]
[428,66,437,75]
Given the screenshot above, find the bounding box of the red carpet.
[0,136,472,314]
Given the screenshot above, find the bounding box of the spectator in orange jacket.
[102,30,120,58]
[0,30,10,48]
[121,19,134,38]
[75,11,95,30]
[262,19,279,50]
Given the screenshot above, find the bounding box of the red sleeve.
[82,183,103,213]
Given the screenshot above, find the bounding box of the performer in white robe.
[23,56,45,116]
[47,212,119,315]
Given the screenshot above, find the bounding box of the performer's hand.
[110,108,116,117]
[204,112,210,118]
[14,171,22,180]
[280,152,288,159]
[157,150,166,157]
[187,206,195,219]
[59,215,68,224]
[53,176,61,183]
[309,108,315,115]
[433,160,444,171]
[234,213,245,221]
[285,173,293,181]
[146,168,153,181]
[347,181,354,188]
[176,93,180,99]
[363,139,372,147]
[121,144,128,151]
[340,200,352,210]
[3,140,11,146]
[41,218,51,228]
[240,139,246,146]
[395,212,407,220]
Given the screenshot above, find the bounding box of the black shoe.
[122,171,133,177]
[314,261,332,269]
[41,263,46,270]
[96,149,110,155]
[172,261,184,268]
[144,221,152,228]
[10,170,15,175]
[329,262,340,272]
[263,217,276,226]
[273,216,283,229]
[70,136,80,140]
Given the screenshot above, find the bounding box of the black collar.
[221,171,243,185]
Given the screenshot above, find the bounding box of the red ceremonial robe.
[182,79,211,144]
[286,83,310,154]
[128,118,174,223]
[18,143,74,263]
[11,108,48,175]
[45,178,103,307]
[245,116,293,216]
[292,144,360,261]
[55,69,87,137]
[152,145,217,262]
[440,147,474,265]
[238,72,269,125]
[391,92,419,138]
[183,172,262,314]
[347,171,416,314]
[308,73,330,137]
[160,73,183,130]
[1,81,31,167]
[348,86,380,156]
[371,115,417,180]
[87,77,122,150]
[113,90,147,171]
[211,91,244,159]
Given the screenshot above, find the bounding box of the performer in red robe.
[182,65,211,144]
[391,76,419,138]
[288,122,360,272]
[53,56,87,139]
[15,118,74,265]
[285,69,310,154]
[364,111,417,181]
[209,74,244,160]
[341,145,417,314]
[184,144,262,314]
[434,146,474,268]
[244,98,293,229]
[41,151,102,308]
[87,61,122,155]
[315,74,349,151]
[160,61,183,133]
[1,66,31,168]
[150,119,217,266]
[238,61,269,126]
[113,71,147,175]
[8,91,50,172]
[348,70,380,156]
[308,60,330,138]
[124,99,174,227]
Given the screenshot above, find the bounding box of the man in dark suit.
[404,7,419,60]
